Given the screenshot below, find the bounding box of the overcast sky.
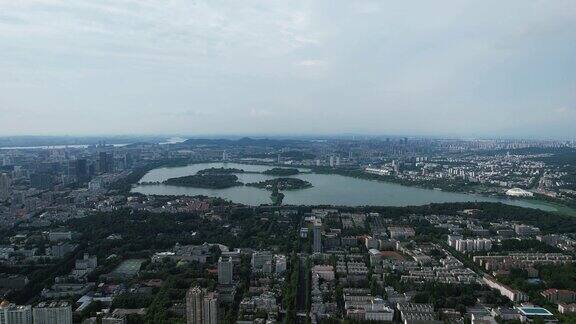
[0,0,575,138]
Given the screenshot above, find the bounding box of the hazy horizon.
[0,133,574,142]
[1,1,575,138]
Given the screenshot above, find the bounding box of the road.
[295,254,309,324]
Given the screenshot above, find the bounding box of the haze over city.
[1,0,575,138]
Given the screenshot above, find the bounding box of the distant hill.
[181,137,305,148]
[0,136,168,148]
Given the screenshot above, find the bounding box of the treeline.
[312,166,478,192]
[262,168,300,176]
[412,282,509,311]
[68,208,302,257]
[246,178,312,190]
[164,174,242,189]
[109,158,193,193]
[493,239,563,253]
[9,244,86,304]
[197,167,245,175]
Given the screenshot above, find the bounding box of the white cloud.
[295,60,326,67]
[249,109,273,118]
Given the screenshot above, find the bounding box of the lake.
[132,162,557,211]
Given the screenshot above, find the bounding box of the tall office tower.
[67,159,87,182]
[98,152,114,173]
[32,301,72,324]
[313,219,322,253]
[124,153,133,168]
[67,160,77,180]
[218,257,233,285]
[106,152,114,173]
[186,287,218,324]
[76,159,88,179]
[0,302,33,324]
[0,173,11,201]
[222,150,227,161]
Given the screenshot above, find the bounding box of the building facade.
[313,219,322,253]
[32,302,72,324]
[218,257,233,285]
[186,287,218,324]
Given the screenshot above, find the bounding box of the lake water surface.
[132,162,557,211]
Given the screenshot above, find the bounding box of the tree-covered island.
[163,174,243,189]
[262,167,300,176]
[246,177,312,190]
[197,167,246,174]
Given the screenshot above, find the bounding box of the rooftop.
[517,307,554,316]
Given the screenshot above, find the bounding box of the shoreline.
[133,160,576,215]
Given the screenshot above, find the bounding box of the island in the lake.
[197,167,245,174]
[246,178,312,190]
[163,174,243,189]
[262,167,300,176]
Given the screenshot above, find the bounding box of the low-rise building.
[388,227,415,240]
[482,276,528,302]
[541,289,576,304]
[312,265,335,281]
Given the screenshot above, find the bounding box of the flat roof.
[112,259,146,276]
[517,307,553,316]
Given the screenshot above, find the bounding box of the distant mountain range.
[181,137,306,147]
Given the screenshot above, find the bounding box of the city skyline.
[1,0,575,138]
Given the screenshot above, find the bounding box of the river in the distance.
[132,162,557,211]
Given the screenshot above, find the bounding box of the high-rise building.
[67,161,77,180]
[274,254,287,274]
[218,256,233,285]
[98,152,114,173]
[313,219,322,253]
[32,301,72,324]
[202,292,218,324]
[123,153,133,168]
[251,251,273,274]
[0,302,33,324]
[186,287,204,324]
[0,173,10,201]
[186,287,218,324]
[76,159,88,180]
[67,159,88,182]
[30,173,53,190]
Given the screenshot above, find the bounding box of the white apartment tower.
[313,219,322,253]
[218,256,233,285]
[32,302,72,324]
[186,287,218,324]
